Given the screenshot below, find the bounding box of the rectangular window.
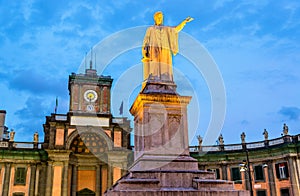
[280,188,290,196]
[207,168,220,179]
[275,162,289,179]
[256,190,266,196]
[254,165,265,181]
[231,167,242,184]
[14,167,26,185]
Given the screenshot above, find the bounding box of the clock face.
[84,90,98,102]
[86,104,95,111]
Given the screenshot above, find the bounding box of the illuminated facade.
[190,132,300,196]
[0,68,299,196]
[0,67,132,196]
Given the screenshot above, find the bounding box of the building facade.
[0,68,299,196]
[0,67,132,196]
[190,132,300,196]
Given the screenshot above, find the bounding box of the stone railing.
[1,134,298,152]
[0,141,43,149]
[190,134,299,153]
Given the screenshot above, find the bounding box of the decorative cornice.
[130,93,191,115]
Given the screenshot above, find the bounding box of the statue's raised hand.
[185,16,194,23]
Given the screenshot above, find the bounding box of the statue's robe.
[142,25,179,82]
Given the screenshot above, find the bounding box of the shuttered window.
[231,167,242,183]
[254,165,264,181]
[14,167,26,185]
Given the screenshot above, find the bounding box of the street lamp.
[239,150,253,196]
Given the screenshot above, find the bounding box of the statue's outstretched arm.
[175,16,194,32]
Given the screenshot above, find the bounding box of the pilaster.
[2,162,11,196]
[29,164,37,196]
[221,164,228,180]
[49,122,56,149]
[71,165,77,196]
[288,157,300,195]
[62,162,69,196]
[107,165,113,188]
[267,161,276,196]
[45,161,53,196]
[38,162,47,196]
[96,165,101,196]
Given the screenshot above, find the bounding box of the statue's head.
[154,11,163,25]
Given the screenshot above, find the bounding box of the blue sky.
[0,0,300,145]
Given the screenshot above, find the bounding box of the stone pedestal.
[105,83,249,195]
[129,90,192,171]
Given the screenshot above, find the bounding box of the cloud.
[213,0,234,10]
[9,69,67,96]
[281,1,300,30]
[13,96,50,141]
[278,106,300,120]
[15,96,48,118]
[0,70,8,82]
[241,120,249,125]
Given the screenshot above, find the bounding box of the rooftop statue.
[9,129,15,142]
[263,129,268,140]
[218,134,224,145]
[241,132,246,143]
[283,123,289,135]
[34,131,39,143]
[142,11,193,82]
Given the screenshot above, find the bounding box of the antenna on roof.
[90,47,93,69]
[95,53,97,71]
[85,52,87,70]
[54,97,58,114]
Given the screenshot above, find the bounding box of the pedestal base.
[105,169,249,196]
[105,154,249,196]
[130,154,199,171]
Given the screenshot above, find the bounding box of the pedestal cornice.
[130,93,191,116]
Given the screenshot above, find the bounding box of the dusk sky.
[0,0,299,145]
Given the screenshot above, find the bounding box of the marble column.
[29,164,37,196]
[45,161,53,196]
[2,163,11,196]
[71,165,77,196]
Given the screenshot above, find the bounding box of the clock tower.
[42,61,132,195]
[68,68,112,114]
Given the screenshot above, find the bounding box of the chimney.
[0,110,6,141]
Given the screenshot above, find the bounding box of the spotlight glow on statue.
[142,11,193,82]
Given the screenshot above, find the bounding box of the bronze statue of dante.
[142,11,193,82]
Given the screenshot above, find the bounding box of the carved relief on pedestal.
[168,114,182,148]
